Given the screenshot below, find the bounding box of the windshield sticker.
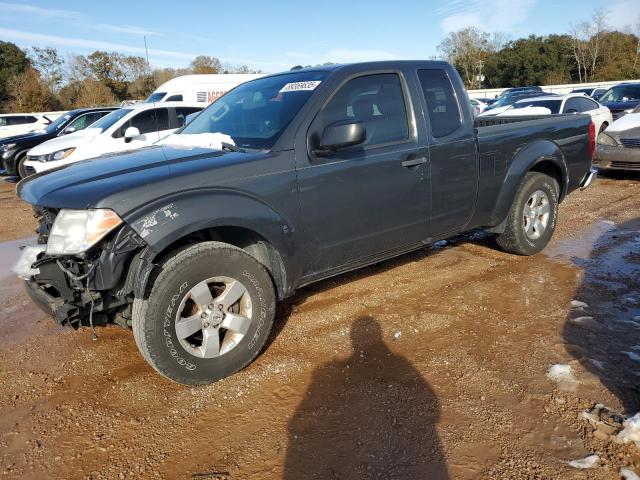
[279,81,322,93]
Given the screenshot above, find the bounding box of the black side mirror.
[315,120,366,155]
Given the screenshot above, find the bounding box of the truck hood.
[28,128,100,156]
[17,145,266,212]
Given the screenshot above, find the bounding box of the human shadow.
[562,218,640,413]
[283,316,448,479]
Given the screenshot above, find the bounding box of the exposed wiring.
[56,260,98,340]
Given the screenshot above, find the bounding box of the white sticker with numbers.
[279,81,322,93]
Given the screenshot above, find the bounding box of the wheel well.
[153,227,288,299]
[530,160,564,199]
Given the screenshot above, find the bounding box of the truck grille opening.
[611,161,640,170]
[620,138,640,149]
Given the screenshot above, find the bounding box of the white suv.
[24,103,203,175]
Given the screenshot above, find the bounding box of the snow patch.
[570,300,589,309]
[621,467,640,480]
[617,413,640,447]
[547,364,577,391]
[160,132,235,150]
[568,454,599,469]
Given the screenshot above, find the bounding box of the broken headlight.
[46,209,122,255]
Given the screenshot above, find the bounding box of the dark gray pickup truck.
[15,61,596,384]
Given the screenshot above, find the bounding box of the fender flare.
[121,188,297,298]
[487,139,567,227]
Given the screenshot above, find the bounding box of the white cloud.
[439,0,537,33]
[0,2,161,37]
[0,2,81,19]
[605,0,640,32]
[95,24,162,37]
[0,28,291,70]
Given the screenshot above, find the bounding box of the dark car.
[495,86,543,99]
[0,107,117,178]
[15,61,595,385]
[571,87,608,101]
[598,83,640,120]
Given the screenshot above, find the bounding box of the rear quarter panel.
[472,114,592,228]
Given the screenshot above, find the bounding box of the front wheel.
[132,241,276,385]
[495,172,559,255]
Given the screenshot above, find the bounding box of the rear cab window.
[417,69,462,138]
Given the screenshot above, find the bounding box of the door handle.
[401,156,427,168]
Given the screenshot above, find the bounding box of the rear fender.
[487,139,567,226]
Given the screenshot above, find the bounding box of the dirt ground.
[0,172,640,479]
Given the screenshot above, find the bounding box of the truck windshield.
[145,92,166,103]
[180,71,329,149]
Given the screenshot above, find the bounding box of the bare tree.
[29,47,64,92]
[437,27,491,88]
[8,67,59,111]
[569,9,609,82]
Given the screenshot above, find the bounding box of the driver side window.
[318,73,409,148]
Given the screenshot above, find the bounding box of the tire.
[16,153,28,179]
[132,241,276,385]
[495,172,559,256]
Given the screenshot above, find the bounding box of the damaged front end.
[15,206,152,329]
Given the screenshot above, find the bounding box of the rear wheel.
[495,172,559,255]
[132,241,276,385]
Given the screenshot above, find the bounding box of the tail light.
[588,121,596,161]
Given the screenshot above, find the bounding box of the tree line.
[0,42,263,112]
[438,10,640,90]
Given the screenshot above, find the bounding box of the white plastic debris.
[160,132,235,150]
[571,300,589,309]
[568,454,599,469]
[393,331,402,341]
[621,467,640,480]
[547,364,578,391]
[432,240,448,248]
[617,412,640,447]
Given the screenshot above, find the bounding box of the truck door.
[416,69,478,236]
[298,72,430,275]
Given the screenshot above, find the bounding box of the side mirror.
[124,126,141,143]
[63,126,76,135]
[316,120,366,155]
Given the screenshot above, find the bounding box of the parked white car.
[145,74,264,105]
[23,102,203,176]
[470,98,488,116]
[0,113,57,139]
[498,94,613,133]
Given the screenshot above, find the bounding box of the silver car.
[593,104,640,171]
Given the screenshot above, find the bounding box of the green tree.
[484,35,574,87]
[0,41,30,107]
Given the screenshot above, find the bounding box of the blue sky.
[1,0,639,72]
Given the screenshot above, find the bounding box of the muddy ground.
[0,173,640,479]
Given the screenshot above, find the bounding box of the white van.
[145,74,264,105]
[23,102,203,175]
